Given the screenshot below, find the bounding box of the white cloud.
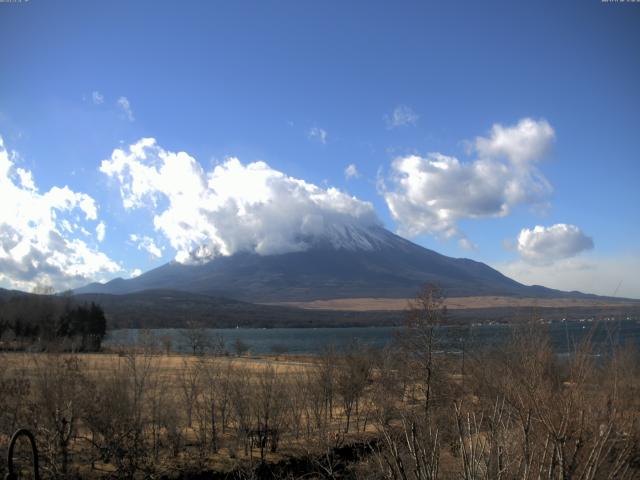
[16,168,35,190]
[130,268,142,278]
[381,118,554,239]
[0,135,120,291]
[129,234,162,258]
[92,91,104,105]
[495,254,640,299]
[308,127,327,144]
[458,238,478,251]
[96,221,106,242]
[475,117,555,165]
[117,96,134,122]
[515,224,593,264]
[101,138,379,263]
[385,105,419,129]
[344,163,360,180]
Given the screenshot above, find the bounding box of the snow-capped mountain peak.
[309,223,395,251]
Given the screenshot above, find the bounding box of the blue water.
[104,319,640,355]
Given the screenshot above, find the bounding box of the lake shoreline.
[104,319,640,355]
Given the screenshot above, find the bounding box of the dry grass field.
[2,305,639,479]
[1,351,317,382]
[268,295,638,311]
[0,349,382,478]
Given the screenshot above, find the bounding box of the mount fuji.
[75,225,595,302]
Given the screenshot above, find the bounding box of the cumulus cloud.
[385,105,419,129]
[475,118,555,165]
[344,164,360,180]
[0,136,120,290]
[96,221,106,242]
[101,138,378,263]
[117,96,134,121]
[515,224,594,264]
[92,91,104,105]
[16,168,36,190]
[382,118,554,239]
[130,268,142,278]
[307,127,327,144]
[130,233,163,258]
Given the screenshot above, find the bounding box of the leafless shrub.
[79,353,157,478]
[229,366,253,457]
[178,358,201,428]
[29,354,83,477]
[193,357,233,454]
[181,322,213,355]
[336,342,372,434]
[0,354,31,478]
[249,365,289,461]
[462,321,640,479]
[233,338,251,357]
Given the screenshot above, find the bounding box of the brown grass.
[1,351,318,381]
[265,295,637,311]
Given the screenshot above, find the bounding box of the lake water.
[104,319,640,355]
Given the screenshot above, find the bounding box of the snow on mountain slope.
[74,225,601,302]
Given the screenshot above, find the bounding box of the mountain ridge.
[74,226,623,302]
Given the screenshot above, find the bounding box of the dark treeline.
[51,289,640,330]
[0,292,107,352]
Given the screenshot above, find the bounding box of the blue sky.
[1,0,639,297]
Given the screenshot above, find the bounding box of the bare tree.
[0,352,31,478]
[178,358,201,428]
[369,285,447,480]
[195,357,234,453]
[233,338,250,357]
[336,342,371,433]
[182,321,212,355]
[229,366,253,457]
[250,365,289,462]
[30,354,82,477]
[402,284,446,417]
[461,321,640,480]
[79,353,157,477]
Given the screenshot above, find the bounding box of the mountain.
[75,225,601,302]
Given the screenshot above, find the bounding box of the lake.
[104,319,640,355]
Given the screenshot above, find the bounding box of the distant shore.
[267,295,640,311]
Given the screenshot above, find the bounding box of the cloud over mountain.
[0,136,120,290]
[516,223,594,264]
[382,118,554,238]
[100,138,379,263]
[129,234,163,258]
